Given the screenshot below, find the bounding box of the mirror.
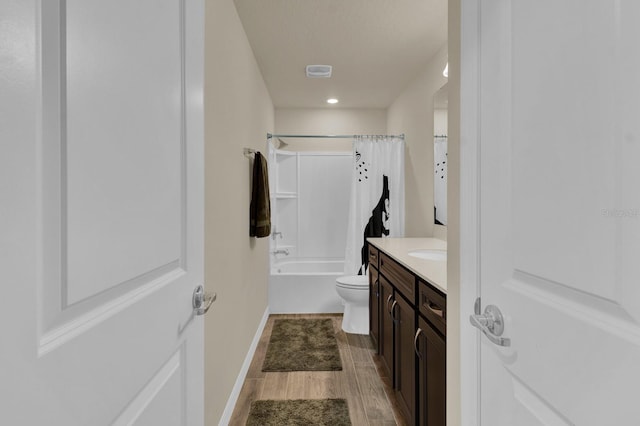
[433,83,448,226]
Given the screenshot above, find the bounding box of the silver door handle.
[193,285,216,316]
[469,304,511,347]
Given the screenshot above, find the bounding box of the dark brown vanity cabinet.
[379,276,394,379]
[417,315,446,426]
[368,244,446,426]
[369,246,393,380]
[394,290,417,425]
[369,265,380,348]
[416,279,446,426]
[369,246,380,348]
[418,280,446,336]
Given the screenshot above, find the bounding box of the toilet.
[335,275,370,334]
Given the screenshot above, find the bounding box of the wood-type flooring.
[229,314,407,426]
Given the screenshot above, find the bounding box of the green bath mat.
[246,399,351,426]
[262,318,342,372]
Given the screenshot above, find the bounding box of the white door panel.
[1,0,204,424]
[463,1,640,425]
[57,0,184,305]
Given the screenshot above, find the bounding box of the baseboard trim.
[218,306,270,426]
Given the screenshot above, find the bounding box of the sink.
[408,249,447,261]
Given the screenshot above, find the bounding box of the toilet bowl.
[335,275,370,334]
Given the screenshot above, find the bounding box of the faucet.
[272,248,289,256]
[272,231,283,239]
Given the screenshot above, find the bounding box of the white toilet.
[335,275,370,334]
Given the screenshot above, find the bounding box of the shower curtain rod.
[267,133,405,139]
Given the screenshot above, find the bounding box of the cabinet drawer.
[368,245,379,270]
[380,253,415,304]
[419,280,446,336]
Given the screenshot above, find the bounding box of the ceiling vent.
[306,65,332,78]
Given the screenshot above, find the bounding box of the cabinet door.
[379,277,394,379]
[369,266,380,349]
[394,293,416,425]
[418,316,446,426]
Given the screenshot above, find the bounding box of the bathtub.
[269,259,346,313]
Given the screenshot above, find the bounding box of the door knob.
[193,285,216,316]
[469,304,511,347]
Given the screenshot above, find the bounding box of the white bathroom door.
[461,1,640,425]
[0,0,205,424]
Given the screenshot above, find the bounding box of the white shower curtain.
[344,136,405,275]
[434,135,448,225]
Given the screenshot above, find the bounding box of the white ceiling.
[233,0,448,109]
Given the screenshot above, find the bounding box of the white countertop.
[367,237,447,294]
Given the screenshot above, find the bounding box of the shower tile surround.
[268,147,354,313]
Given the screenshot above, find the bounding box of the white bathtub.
[273,259,343,275]
[269,259,346,313]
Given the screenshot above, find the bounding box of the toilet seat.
[336,275,369,289]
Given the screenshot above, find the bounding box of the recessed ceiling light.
[327,98,339,104]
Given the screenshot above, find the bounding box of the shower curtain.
[344,136,405,275]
